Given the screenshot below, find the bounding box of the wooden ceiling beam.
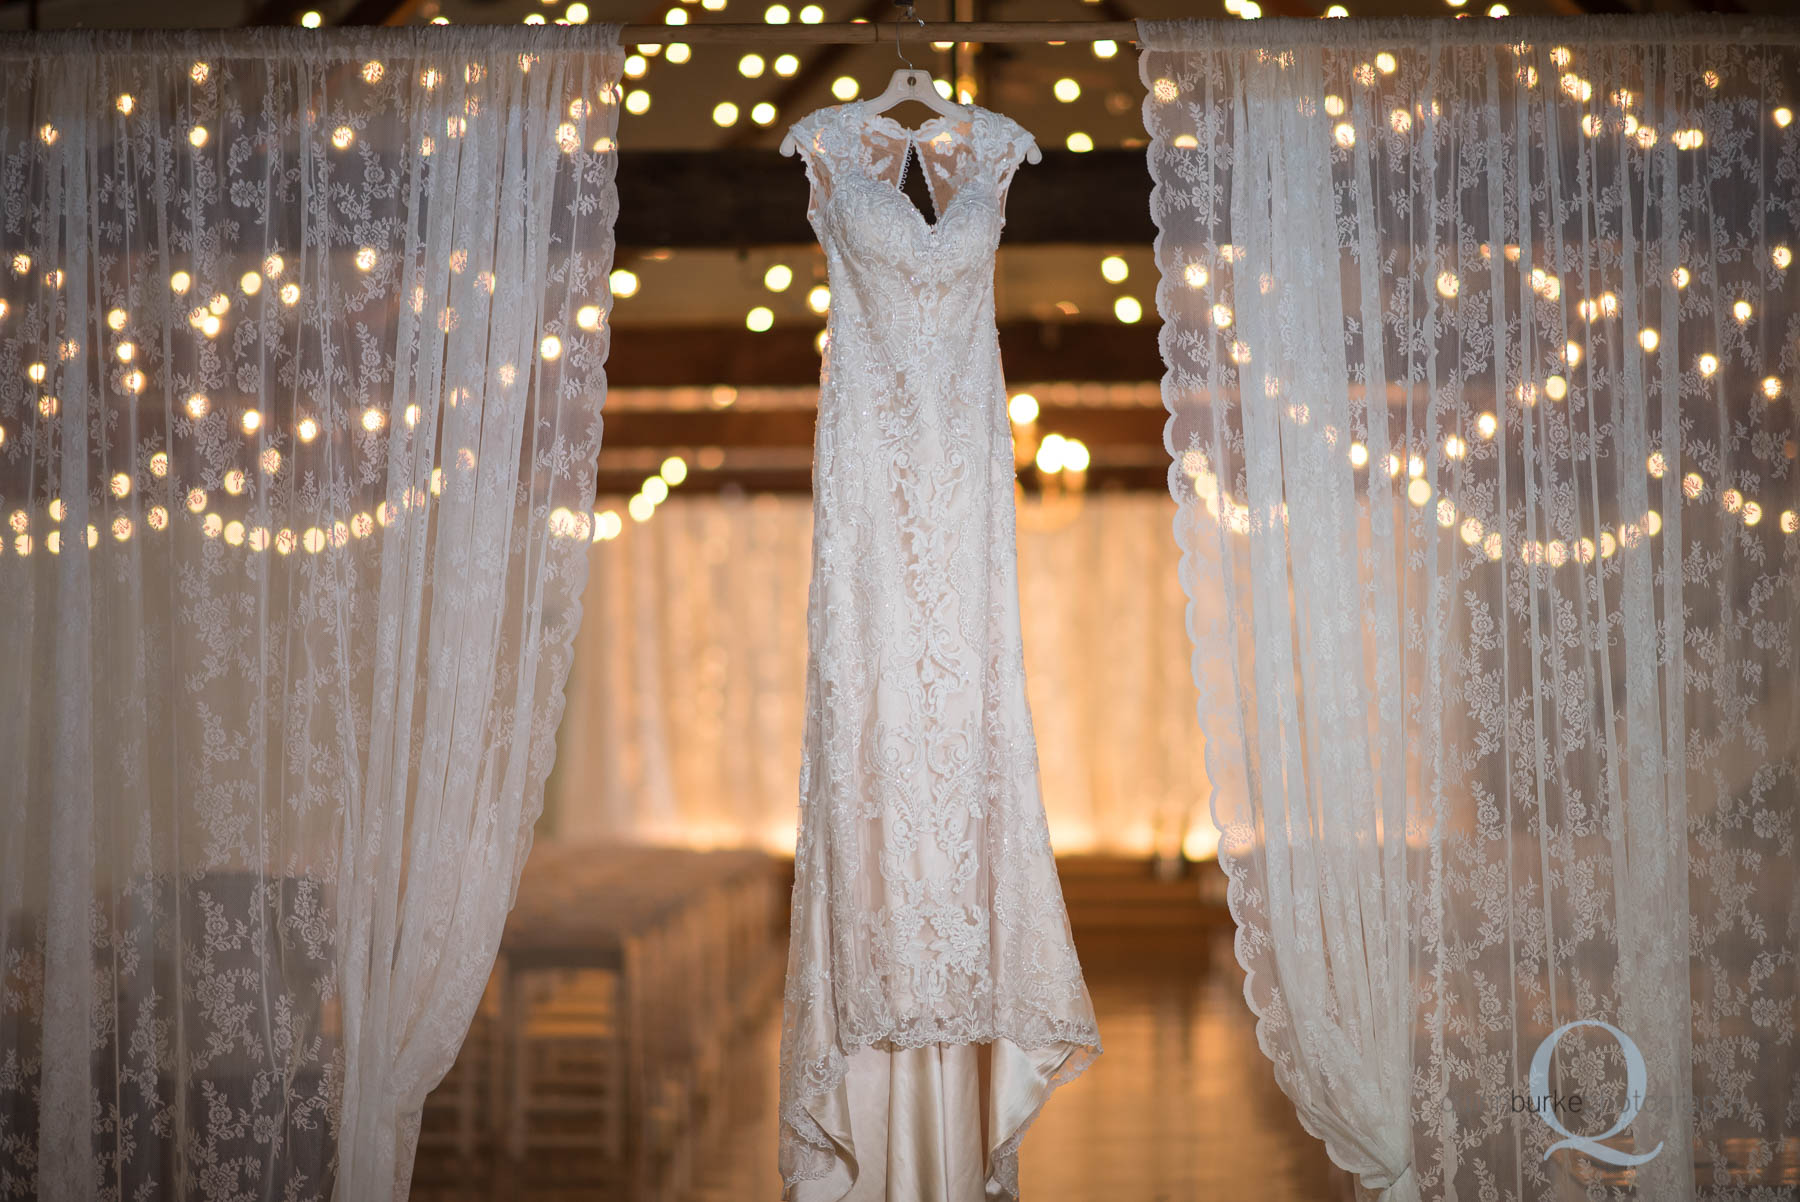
[596,402,1165,449]
[615,148,1153,247]
[594,463,1170,495]
[606,318,1160,386]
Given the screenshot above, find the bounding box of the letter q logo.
[1528,1019,1663,1166]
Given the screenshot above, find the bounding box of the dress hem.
[779,1029,1102,1202]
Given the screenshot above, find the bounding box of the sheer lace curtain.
[547,492,1209,859]
[0,27,622,1201]
[1143,16,1798,1201]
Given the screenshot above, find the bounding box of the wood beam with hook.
[617,20,1140,46]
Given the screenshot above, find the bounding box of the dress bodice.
[785,101,1037,348]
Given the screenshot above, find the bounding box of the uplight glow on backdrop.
[545,491,1215,860]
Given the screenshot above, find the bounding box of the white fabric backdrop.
[0,27,622,1201]
[1144,15,1800,1201]
[547,491,1212,859]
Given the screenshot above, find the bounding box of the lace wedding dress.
[778,100,1102,1202]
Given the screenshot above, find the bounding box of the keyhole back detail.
[898,140,937,225]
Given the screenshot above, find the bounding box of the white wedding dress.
[778,100,1102,1202]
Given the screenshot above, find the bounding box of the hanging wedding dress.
[778,100,1102,1202]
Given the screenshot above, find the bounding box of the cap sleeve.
[990,111,1038,208]
[786,108,836,220]
[1000,113,1040,170]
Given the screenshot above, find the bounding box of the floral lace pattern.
[0,27,621,1201]
[1144,16,1799,1201]
[778,101,1101,1198]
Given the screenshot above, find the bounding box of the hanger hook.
[894,2,925,75]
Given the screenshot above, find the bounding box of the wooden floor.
[415,930,1348,1201]
[674,930,1348,1202]
[412,855,1351,1202]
